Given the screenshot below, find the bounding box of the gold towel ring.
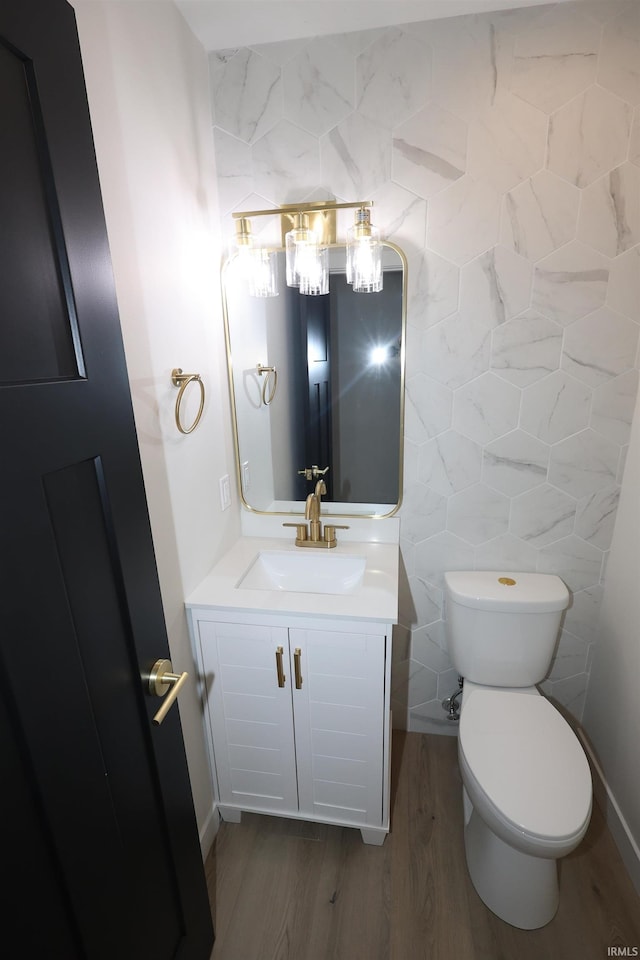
[256,363,278,405]
[171,368,205,434]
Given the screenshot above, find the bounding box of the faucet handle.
[323,524,349,547]
[283,522,308,543]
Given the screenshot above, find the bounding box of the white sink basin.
[237,550,366,595]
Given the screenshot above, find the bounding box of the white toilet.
[444,571,593,930]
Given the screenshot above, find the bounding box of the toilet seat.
[459,688,592,845]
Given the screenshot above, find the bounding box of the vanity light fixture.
[284,211,326,294]
[231,200,382,298]
[232,216,278,298]
[346,206,382,294]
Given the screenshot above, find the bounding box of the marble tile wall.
[208,1,640,732]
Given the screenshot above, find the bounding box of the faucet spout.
[305,479,326,523]
[305,493,319,522]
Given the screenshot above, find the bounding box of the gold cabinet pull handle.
[294,647,303,690]
[275,645,286,688]
[148,658,189,725]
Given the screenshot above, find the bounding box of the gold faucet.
[283,479,349,548]
[305,479,325,542]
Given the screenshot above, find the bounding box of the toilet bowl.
[444,571,593,930]
[458,681,592,929]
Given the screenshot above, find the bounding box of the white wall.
[72,0,239,852]
[583,386,640,892]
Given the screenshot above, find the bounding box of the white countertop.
[185,536,399,624]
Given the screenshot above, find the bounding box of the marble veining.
[461,247,531,326]
[283,51,353,136]
[418,431,482,497]
[491,311,562,387]
[482,431,549,496]
[212,48,282,144]
[578,163,640,257]
[500,170,580,261]
[510,485,576,547]
[393,137,465,192]
[509,5,600,113]
[562,307,639,387]
[520,371,591,445]
[320,113,391,197]
[533,243,609,325]
[547,86,632,188]
[575,486,620,550]
[549,430,620,500]
[591,370,640,445]
[537,534,603,593]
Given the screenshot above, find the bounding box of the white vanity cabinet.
[189,609,392,845]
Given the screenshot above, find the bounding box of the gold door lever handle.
[148,658,189,726]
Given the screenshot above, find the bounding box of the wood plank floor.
[205,731,640,960]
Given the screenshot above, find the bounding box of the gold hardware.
[294,648,303,690]
[498,577,517,586]
[234,217,252,248]
[322,524,350,548]
[275,645,286,687]
[283,522,308,542]
[231,200,373,250]
[171,368,205,435]
[148,658,189,726]
[297,465,329,481]
[256,363,278,405]
[283,480,350,547]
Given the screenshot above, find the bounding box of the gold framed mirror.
[221,241,407,518]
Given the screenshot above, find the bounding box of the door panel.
[0,37,81,383]
[1,2,213,957]
[290,629,385,825]
[198,621,298,812]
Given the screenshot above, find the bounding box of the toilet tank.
[444,572,569,687]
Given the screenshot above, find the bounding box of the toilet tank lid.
[444,571,569,613]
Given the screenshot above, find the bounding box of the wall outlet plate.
[219,474,231,511]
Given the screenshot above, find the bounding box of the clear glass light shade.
[248,248,279,298]
[285,213,327,293]
[298,245,328,296]
[233,218,279,298]
[346,209,383,293]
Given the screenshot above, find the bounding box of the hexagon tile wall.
[209,1,640,733]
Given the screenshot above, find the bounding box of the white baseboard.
[578,731,640,896]
[199,802,221,860]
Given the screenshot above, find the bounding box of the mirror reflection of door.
[287,272,402,505]
[329,271,402,505]
[289,288,334,501]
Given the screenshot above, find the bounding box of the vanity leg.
[218,805,242,823]
[360,826,387,846]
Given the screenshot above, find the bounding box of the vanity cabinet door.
[198,621,298,814]
[289,628,386,827]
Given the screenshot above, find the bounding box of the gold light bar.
[231,199,373,248]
